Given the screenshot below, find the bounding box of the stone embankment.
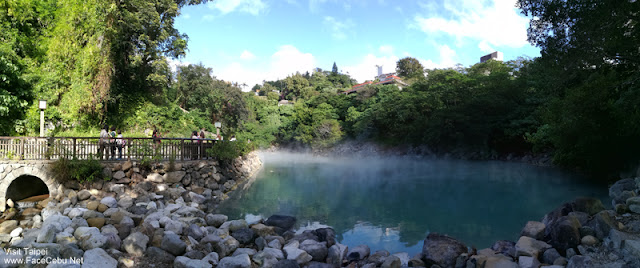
[0,148,639,268]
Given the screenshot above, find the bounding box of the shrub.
[50,156,103,183]
[207,140,253,161]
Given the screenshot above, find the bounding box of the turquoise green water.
[217,152,609,255]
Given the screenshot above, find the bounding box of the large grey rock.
[315,228,336,247]
[174,256,211,268]
[610,178,636,206]
[542,248,562,265]
[368,250,390,266]
[274,259,300,268]
[186,224,205,241]
[77,190,92,201]
[491,240,516,258]
[161,232,187,256]
[37,224,57,243]
[521,221,545,240]
[346,244,370,262]
[546,215,581,253]
[232,228,256,245]
[265,215,296,235]
[228,219,249,232]
[218,253,252,268]
[82,248,117,268]
[0,220,18,234]
[213,236,241,257]
[327,243,347,266]
[299,239,328,262]
[146,173,164,183]
[122,232,149,257]
[587,210,617,239]
[164,171,186,183]
[42,214,72,232]
[514,236,551,259]
[113,171,126,180]
[284,247,312,265]
[518,256,540,268]
[206,214,228,227]
[203,252,220,266]
[74,227,108,250]
[382,255,401,268]
[421,233,467,268]
[233,248,257,257]
[100,197,118,208]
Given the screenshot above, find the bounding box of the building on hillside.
[341,66,408,95]
[480,51,503,63]
[278,100,292,106]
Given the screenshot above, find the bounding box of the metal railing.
[0,137,218,161]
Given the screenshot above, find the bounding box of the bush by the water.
[50,156,104,183]
[208,141,253,161]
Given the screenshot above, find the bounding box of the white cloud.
[323,16,354,40]
[412,0,529,49]
[207,0,267,16]
[214,45,316,90]
[240,50,256,60]
[421,45,458,69]
[478,40,495,53]
[202,14,215,21]
[182,13,191,19]
[378,45,394,55]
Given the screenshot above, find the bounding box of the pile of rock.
[417,178,640,267]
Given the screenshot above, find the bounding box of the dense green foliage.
[3,0,638,176]
[50,156,105,183]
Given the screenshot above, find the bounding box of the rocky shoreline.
[0,150,639,267]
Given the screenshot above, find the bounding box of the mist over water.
[218,151,609,255]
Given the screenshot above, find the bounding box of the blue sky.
[173,0,540,89]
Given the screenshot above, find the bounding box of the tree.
[396,57,424,79]
[332,62,338,74]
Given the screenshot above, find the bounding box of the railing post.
[180,139,184,161]
[20,138,25,160]
[73,138,77,159]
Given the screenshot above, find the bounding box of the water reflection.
[218,152,608,255]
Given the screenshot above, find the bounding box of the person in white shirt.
[99,125,108,159]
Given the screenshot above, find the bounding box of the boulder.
[123,232,149,257]
[145,247,176,263]
[74,227,108,250]
[228,219,249,232]
[164,171,186,183]
[367,250,390,266]
[514,236,551,259]
[315,228,336,247]
[546,215,581,253]
[382,255,401,268]
[161,232,187,256]
[213,236,241,257]
[346,244,370,262]
[542,248,562,265]
[251,224,275,237]
[491,240,516,258]
[100,197,118,208]
[521,221,545,240]
[122,161,133,171]
[284,247,312,265]
[421,233,467,268]
[232,228,256,245]
[586,210,617,239]
[218,253,252,268]
[299,239,328,262]
[174,256,211,268]
[87,218,106,229]
[610,178,636,206]
[203,252,220,266]
[518,256,540,268]
[0,220,18,234]
[113,171,126,180]
[206,214,228,227]
[77,190,92,201]
[265,215,296,234]
[82,248,117,268]
[146,173,164,183]
[581,235,598,246]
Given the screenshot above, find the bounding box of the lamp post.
[39,100,47,137]
[214,122,221,140]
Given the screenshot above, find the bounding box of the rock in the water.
[218,253,252,268]
[610,178,636,206]
[123,232,149,257]
[521,221,545,240]
[347,244,370,262]
[327,244,347,267]
[174,256,211,268]
[421,233,467,268]
[82,248,117,268]
[542,248,562,265]
[265,215,296,234]
[315,228,336,247]
[284,246,312,265]
[161,232,186,256]
[228,219,248,232]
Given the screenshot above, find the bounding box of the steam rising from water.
[219,151,608,255]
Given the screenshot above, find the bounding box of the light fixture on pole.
[39,100,47,137]
[214,122,221,140]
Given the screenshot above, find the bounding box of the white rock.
[82,248,117,268]
[100,197,118,208]
[9,227,22,238]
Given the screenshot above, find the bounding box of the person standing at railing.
[199,128,207,159]
[116,130,125,160]
[98,125,109,160]
[109,126,117,160]
[191,130,199,160]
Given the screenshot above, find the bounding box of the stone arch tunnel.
[0,164,60,211]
